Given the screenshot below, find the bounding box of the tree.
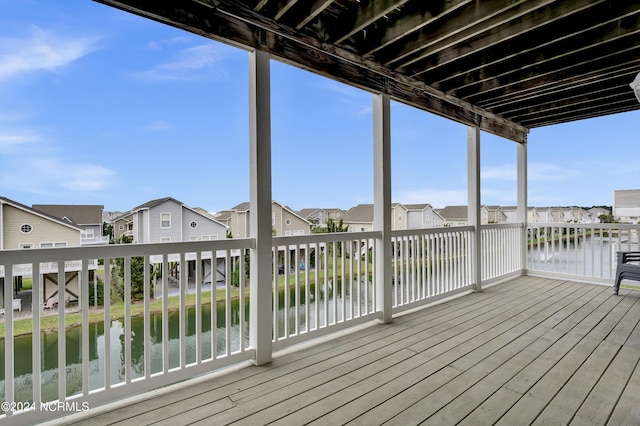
[103,221,113,239]
[113,256,154,301]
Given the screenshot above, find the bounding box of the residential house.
[112,211,133,241]
[613,189,640,223]
[436,206,469,227]
[482,205,507,224]
[587,207,611,223]
[297,208,346,228]
[404,204,446,228]
[502,206,541,224]
[32,204,107,245]
[0,197,86,308]
[342,204,374,232]
[222,201,312,238]
[130,197,227,244]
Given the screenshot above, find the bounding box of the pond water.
[0,279,374,405]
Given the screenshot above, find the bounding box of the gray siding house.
[130,197,227,244]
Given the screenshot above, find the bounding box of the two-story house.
[130,197,227,244]
[0,197,87,310]
[297,208,346,228]
[221,201,312,238]
[32,204,108,245]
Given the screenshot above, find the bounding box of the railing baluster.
[57,261,66,400]
[162,254,169,372]
[195,251,202,359]
[32,263,41,408]
[104,257,111,390]
[144,255,151,377]
[81,259,90,395]
[124,257,132,384]
[225,250,231,357]
[179,252,187,368]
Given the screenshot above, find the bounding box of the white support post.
[467,126,482,291]
[374,93,392,323]
[249,49,273,365]
[517,139,528,272]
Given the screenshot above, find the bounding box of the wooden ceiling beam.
[382,0,535,68]
[430,2,640,94]
[520,96,638,128]
[406,0,587,78]
[362,0,471,56]
[333,0,409,45]
[294,0,333,30]
[486,64,640,113]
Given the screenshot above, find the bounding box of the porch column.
[468,126,482,291]
[373,93,392,323]
[517,139,528,272]
[249,49,273,365]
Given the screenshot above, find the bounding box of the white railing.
[391,226,474,313]
[0,259,98,277]
[0,225,530,424]
[0,239,254,425]
[271,232,379,350]
[481,223,524,284]
[526,223,640,284]
[81,236,110,245]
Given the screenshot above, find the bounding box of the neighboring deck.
[49,276,640,425]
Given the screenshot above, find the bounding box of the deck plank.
[55,278,640,426]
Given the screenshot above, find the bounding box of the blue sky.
[1,1,638,214]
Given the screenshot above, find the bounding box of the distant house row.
[107,198,615,245]
[0,196,615,252]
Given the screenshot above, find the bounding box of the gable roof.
[32,204,104,226]
[132,197,183,211]
[436,206,469,221]
[342,204,374,223]
[0,197,83,232]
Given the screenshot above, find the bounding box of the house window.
[40,242,67,248]
[398,214,403,221]
[285,219,291,225]
[161,237,171,243]
[85,229,94,238]
[20,224,32,233]
[161,213,171,228]
[272,212,275,225]
[190,221,198,229]
[119,225,124,230]
[190,236,199,241]
[19,243,33,249]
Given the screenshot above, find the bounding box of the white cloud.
[528,162,580,181]
[482,164,516,181]
[0,157,115,195]
[0,26,98,81]
[0,130,40,149]
[395,188,467,208]
[131,44,226,81]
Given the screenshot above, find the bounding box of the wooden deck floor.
[50,276,640,425]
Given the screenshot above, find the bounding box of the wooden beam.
[362,0,472,56]
[294,0,333,30]
[406,0,561,75]
[94,0,529,142]
[334,0,410,45]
